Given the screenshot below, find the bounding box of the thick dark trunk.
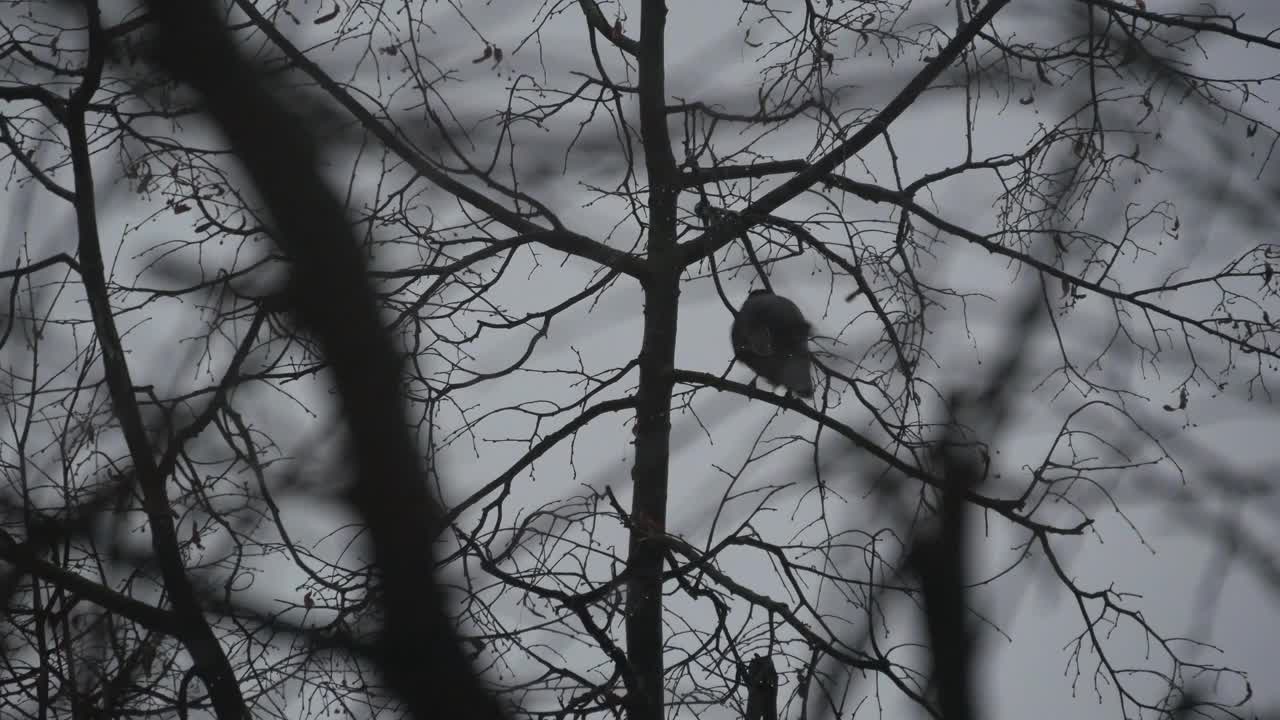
[625,273,678,720]
[140,2,509,718]
[628,2,679,719]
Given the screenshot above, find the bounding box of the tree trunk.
[628,1,679,719]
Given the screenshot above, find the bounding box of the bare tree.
[2,1,1279,719]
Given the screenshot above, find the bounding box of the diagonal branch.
[1078,0,1280,51]
[673,369,1102,541]
[0,253,82,280]
[680,0,1014,266]
[825,175,1280,360]
[228,0,644,278]
[63,4,248,718]
[0,530,184,637]
[0,117,76,202]
[439,396,639,535]
[141,1,510,717]
[578,0,640,56]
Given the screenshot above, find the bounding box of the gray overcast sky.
[4,1,1280,718]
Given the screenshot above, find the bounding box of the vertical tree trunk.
[628,2,678,719]
[626,272,678,720]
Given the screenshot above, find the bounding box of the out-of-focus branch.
[139,1,509,718]
[909,450,978,720]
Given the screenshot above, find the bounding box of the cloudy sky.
[4,1,1280,718]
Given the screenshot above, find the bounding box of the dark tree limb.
[910,452,978,720]
[679,0,1014,266]
[227,0,646,279]
[62,3,248,717]
[138,1,509,718]
[0,530,184,636]
[626,1,683,718]
[578,0,641,56]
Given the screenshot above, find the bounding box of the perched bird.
[731,289,815,398]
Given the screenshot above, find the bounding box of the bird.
[730,289,815,398]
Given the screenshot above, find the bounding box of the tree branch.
[0,530,184,637]
[680,0,1014,266]
[141,1,510,717]
[228,0,644,279]
[63,4,248,718]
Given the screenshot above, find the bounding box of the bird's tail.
[781,353,814,398]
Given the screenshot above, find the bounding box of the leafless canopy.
[2,1,1279,720]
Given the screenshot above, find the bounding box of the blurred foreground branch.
[138,1,508,717]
